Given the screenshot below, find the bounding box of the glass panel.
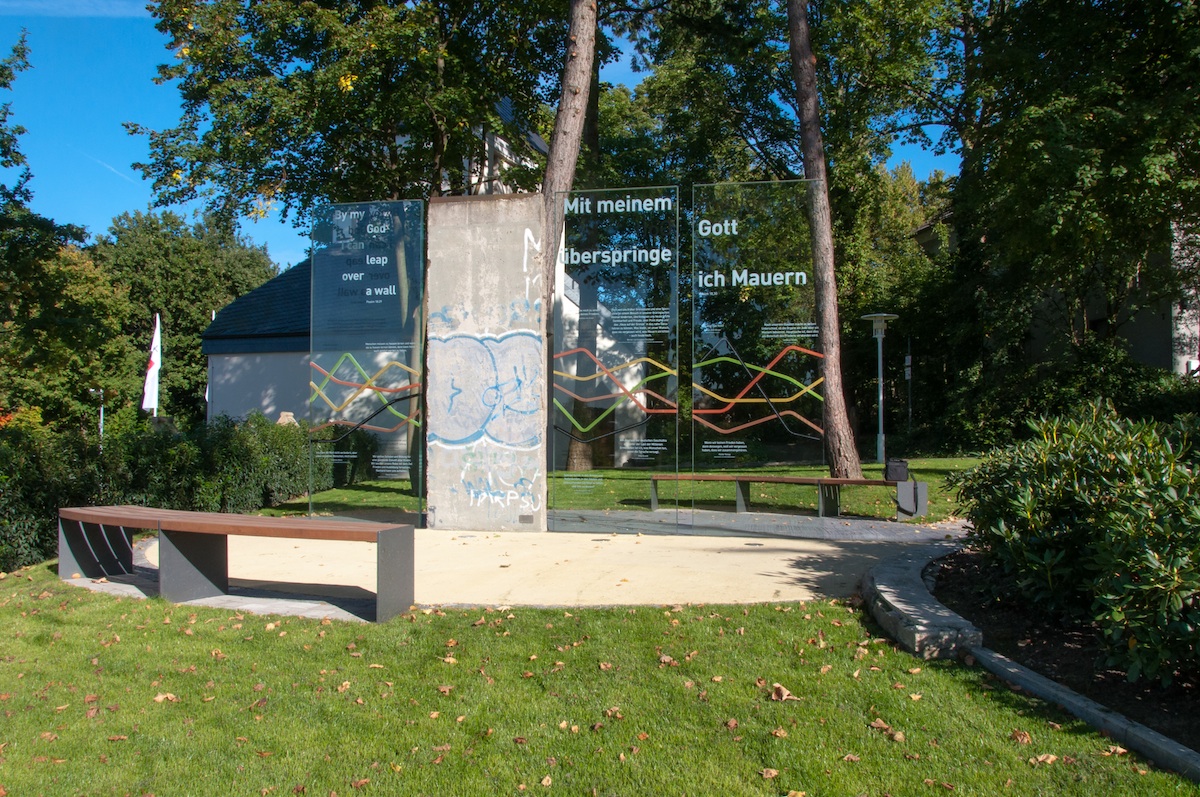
[550,187,680,531]
[308,201,425,520]
[691,181,823,488]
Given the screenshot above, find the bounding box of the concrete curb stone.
[861,541,982,659]
[863,544,1200,783]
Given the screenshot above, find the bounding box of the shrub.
[0,410,335,571]
[0,412,100,571]
[953,403,1200,684]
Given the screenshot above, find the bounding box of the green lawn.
[264,458,977,523]
[0,562,1191,796]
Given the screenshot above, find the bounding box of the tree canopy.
[91,211,277,427]
[132,0,569,225]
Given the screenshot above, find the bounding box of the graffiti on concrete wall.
[427,330,543,449]
[454,447,543,514]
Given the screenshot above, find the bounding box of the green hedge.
[0,411,345,572]
[953,403,1200,684]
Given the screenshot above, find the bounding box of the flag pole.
[141,313,162,418]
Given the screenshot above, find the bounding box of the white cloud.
[0,0,149,17]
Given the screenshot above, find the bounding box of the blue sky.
[0,1,956,270]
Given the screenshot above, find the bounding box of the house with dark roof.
[201,260,313,422]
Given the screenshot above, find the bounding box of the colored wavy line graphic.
[693,376,825,409]
[694,410,824,436]
[552,371,677,433]
[309,354,421,419]
[551,353,679,380]
[551,349,678,433]
[692,345,824,415]
[554,383,677,408]
[310,408,422,435]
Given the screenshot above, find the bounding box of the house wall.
[424,194,548,531]
[207,352,312,423]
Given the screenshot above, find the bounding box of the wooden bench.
[58,506,414,622]
[649,474,928,520]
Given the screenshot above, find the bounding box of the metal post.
[875,332,885,463]
[861,313,898,465]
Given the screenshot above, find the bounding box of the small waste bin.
[884,458,908,481]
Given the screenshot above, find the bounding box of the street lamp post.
[89,388,105,448]
[861,313,898,464]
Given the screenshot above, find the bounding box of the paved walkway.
[78,509,966,622]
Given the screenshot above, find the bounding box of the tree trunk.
[786,0,863,478]
[541,0,597,309]
[542,0,597,473]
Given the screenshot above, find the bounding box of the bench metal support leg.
[895,481,929,520]
[649,480,660,511]
[376,526,415,622]
[818,485,841,517]
[159,530,228,602]
[59,520,133,580]
[734,481,751,513]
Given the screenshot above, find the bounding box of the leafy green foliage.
[90,211,276,427]
[0,411,337,572]
[954,403,1200,684]
[957,0,1200,353]
[133,0,568,222]
[0,411,98,571]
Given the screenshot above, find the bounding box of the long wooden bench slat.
[59,506,400,543]
[650,474,738,482]
[58,506,415,621]
[648,474,898,487]
[647,473,925,519]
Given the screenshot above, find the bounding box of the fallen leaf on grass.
[842,754,860,762]
[1101,745,1128,757]
[1009,730,1032,745]
[107,735,128,742]
[771,683,801,701]
[771,727,788,738]
[1029,754,1058,766]
[437,685,453,696]
[541,776,552,787]
[760,768,779,779]
[351,777,370,788]
[153,693,179,703]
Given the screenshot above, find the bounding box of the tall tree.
[787,0,861,477]
[0,36,110,430]
[132,0,568,224]
[91,211,276,426]
[960,0,1200,352]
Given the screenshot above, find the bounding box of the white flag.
[141,313,161,416]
